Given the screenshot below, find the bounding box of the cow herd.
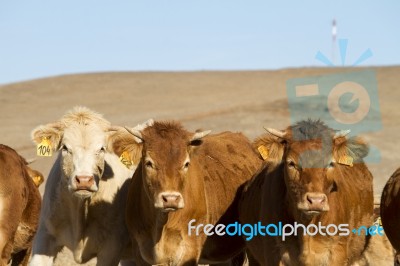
[1,106,400,266]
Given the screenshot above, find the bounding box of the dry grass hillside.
[0,66,399,265]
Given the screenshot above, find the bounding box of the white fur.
[30,108,136,265]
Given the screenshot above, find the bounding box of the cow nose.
[306,193,328,211]
[160,192,183,210]
[75,175,94,189]
[162,194,179,203]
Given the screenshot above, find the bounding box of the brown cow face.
[121,122,210,213]
[142,139,191,212]
[284,141,336,216]
[255,121,369,220]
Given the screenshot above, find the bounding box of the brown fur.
[240,120,374,265]
[110,121,263,265]
[0,145,41,266]
[381,168,400,257]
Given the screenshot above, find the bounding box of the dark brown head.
[111,121,210,212]
[254,120,369,220]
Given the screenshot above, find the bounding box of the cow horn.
[191,130,211,141]
[133,119,154,131]
[334,130,351,139]
[26,158,37,165]
[263,127,286,139]
[108,126,124,132]
[124,126,144,143]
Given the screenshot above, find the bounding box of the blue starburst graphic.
[286,38,382,164]
[315,39,373,66]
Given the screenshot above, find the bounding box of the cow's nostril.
[306,194,326,206]
[75,176,95,188]
[307,196,312,204]
[161,194,180,204]
[162,195,168,203]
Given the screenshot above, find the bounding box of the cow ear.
[25,166,45,187]
[334,136,369,163]
[31,122,64,150]
[107,126,143,166]
[253,130,286,163]
[189,130,211,146]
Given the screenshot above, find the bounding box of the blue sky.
[0,1,399,84]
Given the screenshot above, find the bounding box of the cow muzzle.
[155,192,184,212]
[74,175,97,193]
[299,192,329,215]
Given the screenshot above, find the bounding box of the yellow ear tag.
[32,176,43,187]
[338,155,353,167]
[257,145,269,160]
[37,138,52,157]
[119,151,133,169]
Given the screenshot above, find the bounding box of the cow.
[381,168,400,264]
[108,120,263,265]
[29,107,141,266]
[239,119,377,265]
[0,144,42,266]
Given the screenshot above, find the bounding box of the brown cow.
[0,144,41,266]
[109,121,263,265]
[239,120,376,265]
[381,168,400,263]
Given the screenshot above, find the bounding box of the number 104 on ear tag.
[37,138,52,157]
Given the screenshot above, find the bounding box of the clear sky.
[0,1,399,84]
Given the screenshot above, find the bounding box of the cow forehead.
[287,140,333,168]
[63,123,106,150]
[145,138,189,164]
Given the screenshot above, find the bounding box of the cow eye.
[328,161,335,169]
[145,160,154,169]
[287,160,296,169]
[183,161,190,169]
[61,145,70,153]
[96,147,106,156]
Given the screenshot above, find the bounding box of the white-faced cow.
[0,144,42,266]
[29,107,140,266]
[239,120,382,265]
[109,121,263,265]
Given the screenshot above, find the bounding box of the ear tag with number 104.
[37,138,52,157]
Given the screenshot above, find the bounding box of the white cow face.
[59,123,107,198]
[31,108,112,199]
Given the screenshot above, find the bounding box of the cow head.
[110,121,210,212]
[31,107,114,198]
[254,120,369,220]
